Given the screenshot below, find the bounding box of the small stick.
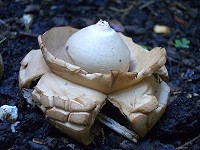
[139,0,155,9]
[176,134,200,150]
[0,37,7,44]
[19,32,38,38]
[0,19,9,28]
[97,113,139,143]
[109,1,135,13]
[109,5,134,13]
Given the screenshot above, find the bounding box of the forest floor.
[0,0,200,149]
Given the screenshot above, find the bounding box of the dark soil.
[0,0,200,149]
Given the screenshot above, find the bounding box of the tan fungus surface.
[38,27,167,94]
[19,26,170,145]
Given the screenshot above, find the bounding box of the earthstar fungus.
[19,20,170,145]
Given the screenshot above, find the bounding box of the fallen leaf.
[175,38,190,48]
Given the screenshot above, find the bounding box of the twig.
[19,31,38,38]
[101,127,105,145]
[109,5,134,13]
[0,19,9,28]
[109,3,135,20]
[97,113,139,143]
[176,134,200,150]
[0,37,7,44]
[139,0,155,9]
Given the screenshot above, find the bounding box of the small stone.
[0,105,18,123]
[187,93,192,99]
[21,14,34,31]
[22,14,33,25]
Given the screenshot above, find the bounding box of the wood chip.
[153,25,170,34]
[97,113,139,142]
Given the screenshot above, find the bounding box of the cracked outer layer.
[32,72,106,145]
[19,27,170,145]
